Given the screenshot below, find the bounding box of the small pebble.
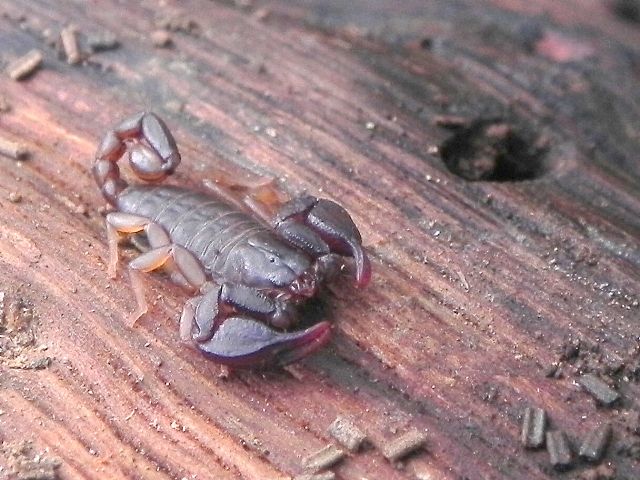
[253,7,271,21]
[156,14,199,34]
[151,30,173,48]
[521,407,546,448]
[427,145,439,155]
[302,444,345,473]
[328,416,367,452]
[579,374,620,406]
[8,192,22,203]
[579,423,611,462]
[546,430,573,471]
[381,429,427,462]
[6,49,43,80]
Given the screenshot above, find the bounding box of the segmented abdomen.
[116,185,266,273]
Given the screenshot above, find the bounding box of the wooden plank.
[0,1,639,479]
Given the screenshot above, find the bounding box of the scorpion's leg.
[106,212,206,324]
[274,196,371,287]
[203,175,285,223]
[127,243,206,323]
[105,212,172,278]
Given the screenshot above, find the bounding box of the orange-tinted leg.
[105,212,207,325]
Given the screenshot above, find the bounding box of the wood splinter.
[381,429,427,463]
[294,472,335,480]
[578,374,620,406]
[579,423,612,462]
[302,444,345,473]
[328,416,367,452]
[6,49,43,80]
[546,430,574,471]
[521,407,546,448]
[0,136,29,160]
[61,26,81,64]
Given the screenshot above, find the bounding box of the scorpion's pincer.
[196,317,332,367]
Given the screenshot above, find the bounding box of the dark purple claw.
[196,317,332,367]
[275,196,371,287]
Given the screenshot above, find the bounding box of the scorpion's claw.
[275,196,371,287]
[195,317,332,367]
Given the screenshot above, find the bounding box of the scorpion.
[93,112,371,367]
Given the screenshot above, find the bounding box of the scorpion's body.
[118,185,308,284]
[93,112,370,367]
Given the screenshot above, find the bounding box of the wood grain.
[0,1,639,479]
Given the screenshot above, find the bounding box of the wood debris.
[546,430,573,471]
[1,441,61,480]
[294,473,335,480]
[87,31,119,52]
[328,416,367,452]
[578,374,620,406]
[6,49,43,80]
[434,115,470,129]
[302,444,345,473]
[520,407,546,448]
[579,424,611,462]
[0,136,29,160]
[381,429,427,462]
[60,26,81,64]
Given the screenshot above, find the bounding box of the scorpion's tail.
[93,112,181,205]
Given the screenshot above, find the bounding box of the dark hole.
[419,37,433,50]
[297,296,329,328]
[440,119,548,182]
[612,0,640,23]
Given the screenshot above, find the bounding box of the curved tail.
[93,112,181,205]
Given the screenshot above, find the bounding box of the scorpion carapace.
[93,112,371,367]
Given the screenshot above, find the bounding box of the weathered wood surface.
[1,1,639,479]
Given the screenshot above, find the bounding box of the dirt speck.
[8,192,23,203]
[578,462,616,480]
[156,14,200,36]
[0,441,61,480]
[0,96,11,113]
[151,30,173,49]
[0,291,50,370]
